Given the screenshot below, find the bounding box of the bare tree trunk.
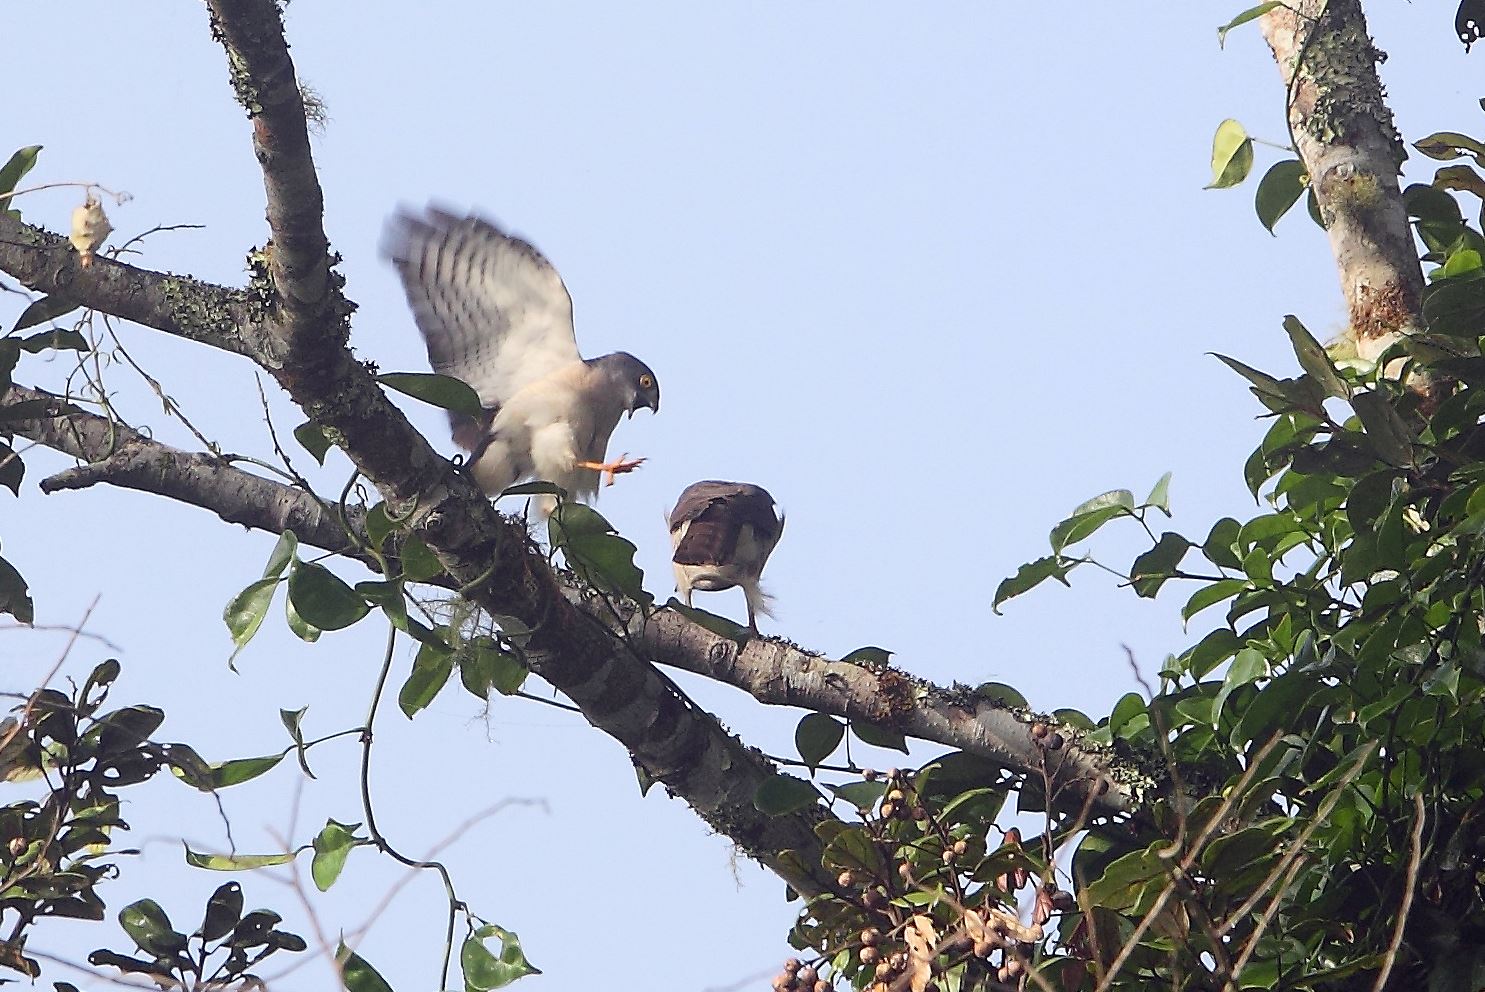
[1261,0,1425,365]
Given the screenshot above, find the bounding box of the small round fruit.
[860,946,880,965]
[837,870,857,888]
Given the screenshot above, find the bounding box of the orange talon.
[577,453,647,487]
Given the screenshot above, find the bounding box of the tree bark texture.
[1260,0,1426,363]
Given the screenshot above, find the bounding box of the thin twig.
[1369,793,1425,992]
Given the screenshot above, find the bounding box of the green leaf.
[12,295,82,333]
[285,592,322,643]
[548,503,650,605]
[1350,390,1414,465]
[992,554,1075,612]
[18,326,88,352]
[0,603,47,672]
[1201,517,1243,569]
[377,371,483,418]
[280,706,315,778]
[1143,471,1173,513]
[753,773,823,815]
[288,559,370,631]
[118,899,187,956]
[1207,119,1254,189]
[0,441,24,496]
[1182,579,1248,622]
[1254,159,1307,233]
[1050,490,1135,552]
[227,910,286,949]
[841,646,893,666]
[499,481,567,498]
[337,944,396,992]
[795,713,844,767]
[198,882,244,941]
[292,420,332,465]
[399,641,455,717]
[459,638,529,697]
[1211,353,1290,409]
[1414,131,1485,163]
[207,752,285,788]
[1214,648,1268,725]
[0,146,41,216]
[1130,532,1191,598]
[821,825,885,873]
[223,577,279,664]
[461,925,541,990]
[311,819,361,892]
[263,530,297,579]
[364,503,395,551]
[830,781,888,810]
[1217,2,1280,46]
[851,720,909,754]
[974,681,1029,708]
[1282,315,1348,399]
[398,533,444,582]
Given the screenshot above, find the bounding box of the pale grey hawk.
[668,482,783,631]
[384,207,660,515]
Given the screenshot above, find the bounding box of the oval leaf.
[288,559,370,631]
[1255,159,1307,233]
[753,773,822,815]
[795,713,844,767]
[1207,119,1254,189]
[311,819,361,892]
[377,372,483,418]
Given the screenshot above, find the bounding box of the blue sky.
[4,4,1475,990]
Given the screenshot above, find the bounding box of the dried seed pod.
[69,194,113,266]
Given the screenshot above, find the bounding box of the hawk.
[383,207,660,515]
[668,481,783,631]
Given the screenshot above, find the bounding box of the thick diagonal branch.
[1260,0,1425,363]
[2,382,1143,818]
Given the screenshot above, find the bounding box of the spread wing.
[669,482,782,566]
[383,207,583,444]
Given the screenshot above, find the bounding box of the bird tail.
[743,580,775,622]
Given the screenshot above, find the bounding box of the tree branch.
[1260,0,1426,365]
[2,382,1145,820]
[0,0,1147,903]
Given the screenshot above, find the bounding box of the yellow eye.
[639,374,654,389]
